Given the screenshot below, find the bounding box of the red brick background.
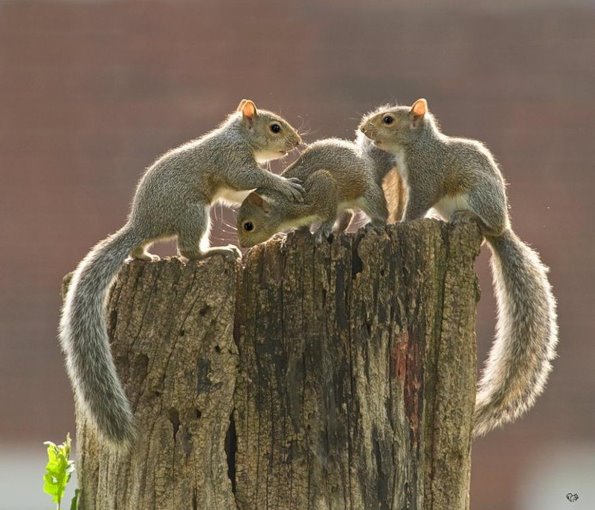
[1,1,594,508]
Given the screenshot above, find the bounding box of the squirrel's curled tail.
[59,224,140,447]
[474,229,558,436]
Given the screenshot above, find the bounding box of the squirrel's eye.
[382,115,394,125]
[270,123,281,134]
[243,222,254,232]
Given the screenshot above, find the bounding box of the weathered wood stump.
[70,219,482,510]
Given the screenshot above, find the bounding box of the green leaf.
[70,488,81,510]
[43,434,76,507]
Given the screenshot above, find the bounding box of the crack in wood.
[69,220,481,510]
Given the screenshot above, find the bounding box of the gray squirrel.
[237,133,400,248]
[359,98,558,436]
[60,99,305,447]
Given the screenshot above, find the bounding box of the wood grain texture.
[70,218,482,510]
[74,256,239,510]
[234,219,481,510]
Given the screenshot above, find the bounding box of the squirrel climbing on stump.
[359,98,558,436]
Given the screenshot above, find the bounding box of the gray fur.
[59,100,304,447]
[60,226,140,444]
[359,99,558,436]
[237,134,396,248]
[478,229,558,435]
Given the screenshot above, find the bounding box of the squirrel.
[237,132,400,248]
[60,99,305,447]
[359,98,558,436]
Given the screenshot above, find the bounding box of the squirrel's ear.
[261,197,271,213]
[239,99,258,121]
[409,98,427,129]
[410,98,428,119]
[246,192,270,213]
[246,192,264,207]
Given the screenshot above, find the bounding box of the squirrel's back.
[282,139,375,202]
[283,139,364,180]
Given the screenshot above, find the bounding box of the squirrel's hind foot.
[129,248,161,262]
[180,245,242,261]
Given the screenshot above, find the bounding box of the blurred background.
[1,0,594,508]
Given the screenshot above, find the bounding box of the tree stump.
[69,219,482,510]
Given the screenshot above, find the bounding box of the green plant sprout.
[43,434,78,510]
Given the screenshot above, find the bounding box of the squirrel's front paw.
[313,224,333,245]
[282,178,305,203]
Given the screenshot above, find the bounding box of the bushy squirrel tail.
[474,229,558,436]
[59,224,140,447]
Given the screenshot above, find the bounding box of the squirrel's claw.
[221,244,243,259]
[284,177,306,202]
[313,224,333,245]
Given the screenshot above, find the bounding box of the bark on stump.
[69,219,482,510]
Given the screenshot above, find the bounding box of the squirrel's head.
[234,99,303,163]
[236,191,287,248]
[358,99,433,150]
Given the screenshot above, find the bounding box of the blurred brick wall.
[1,1,594,508]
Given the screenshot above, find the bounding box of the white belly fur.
[393,150,408,181]
[255,151,284,164]
[431,193,469,221]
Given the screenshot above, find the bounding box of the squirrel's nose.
[360,125,374,137]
